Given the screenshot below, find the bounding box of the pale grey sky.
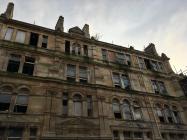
[1,0,187,72]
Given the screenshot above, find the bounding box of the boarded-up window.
[7,54,21,73]
[67,64,76,82]
[73,94,82,116]
[79,66,88,83]
[4,28,13,40]
[15,30,26,43]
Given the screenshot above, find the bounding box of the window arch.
[155,104,165,123]
[73,94,82,116]
[133,101,142,120]
[121,100,132,120]
[0,85,13,112]
[164,105,173,123]
[112,99,121,119]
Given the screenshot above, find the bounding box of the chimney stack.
[1,2,14,19]
[82,24,90,38]
[55,16,64,32]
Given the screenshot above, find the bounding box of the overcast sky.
[1,0,187,73]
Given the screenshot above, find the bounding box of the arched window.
[133,101,142,120]
[121,100,132,120]
[164,105,173,123]
[73,94,82,116]
[172,106,181,124]
[13,88,29,113]
[0,86,13,112]
[155,104,165,123]
[112,99,121,119]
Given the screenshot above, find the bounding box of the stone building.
[0,2,187,140]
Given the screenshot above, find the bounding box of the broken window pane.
[67,64,76,82]
[41,35,48,48]
[65,40,70,54]
[112,73,121,88]
[79,66,88,83]
[29,32,39,47]
[14,95,28,113]
[22,57,35,76]
[0,94,11,112]
[7,54,21,73]
[4,28,13,40]
[15,30,26,43]
[121,74,130,89]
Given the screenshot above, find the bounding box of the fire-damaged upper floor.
[0,3,185,98]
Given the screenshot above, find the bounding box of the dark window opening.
[114,112,122,119]
[159,116,165,123]
[113,131,119,140]
[8,127,23,139]
[14,105,27,113]
[167,117,173,123]
[30,128,37,140]
[80,79,88,83]
[144,59,152,70]
[0,127,5,137]
[62,92,68,115]
[67,77,76,82]
[134,132,143,138]
[83,45,88,56]
[29,33,39,47]
[7,54,21,73]
[102,49,108,61]
[0,95,11,112]
[114,85,121,88]
[123,131,131,138]
[41,35,48,48]
[22,57,35,76]
[87,95,93,117]
[65,41,70,54]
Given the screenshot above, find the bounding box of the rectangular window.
[13,95,28,113]
[41,35,48,48]
[134,132,143,139]
[151,80,159,94]
[158,81,167,94]
[123,131,132,138]
[87,95,93,117]
[65,40,70,54]
[79,66,88,83]
[7,54,21,73]
[67,64,76,82]
[8,127,23,140]
[125,54,131,66]
[151,60,159,71]
[62,92,68,115]
[116,53,124,64]
[30,128,37,140]
[15,30,26,43]
[4,28,13,40]
[102,49,108,61]
[29,32,39,47]
[121,74,130,89]
[0,127,5,138]
[158,62,164,71]
[112,73,121,88]
[22,57,35,76]
[83,45,88,56]
[144,59,152,70]
[0,94,11,112]
[113,131,119,140]
[138,57,145,69]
